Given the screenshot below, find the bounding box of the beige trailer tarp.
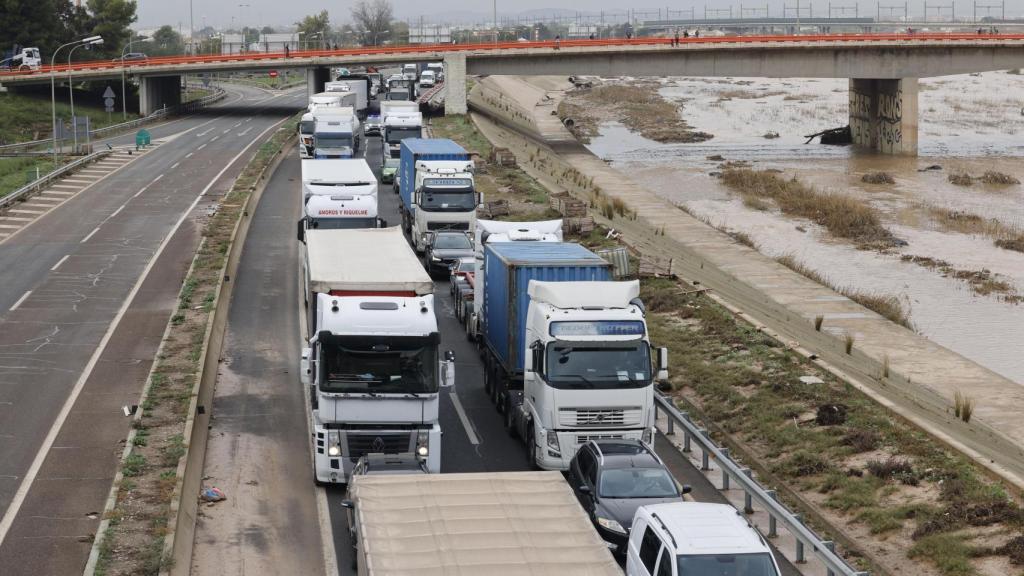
[306,227,432,295]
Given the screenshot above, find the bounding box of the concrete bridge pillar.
[849,78,919,155]
[443,53,467,116]
[139,75,182,116]
[307,66,330,95]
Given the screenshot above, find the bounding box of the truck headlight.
[642,427,653,445]
[328,431,341,457]
[416,430,429,459]
[545,430,560,453]
[597,516,627,535]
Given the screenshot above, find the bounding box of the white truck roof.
[476,219,564,243]
[301,159,376,185]
[350,471,621,575]
[313,106,356,121]
[306,227,432,295]
[639,502,773,556]
[380,101,418,116]
[529,280,640,309]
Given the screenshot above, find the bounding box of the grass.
[908,533,978,576]
[861,171,895,184]
[0,156,59,198]
[948,173,974,186]
[0,90,140,146]
[720,168,896,247]
[776,254,915,329]
[979,171,1020,185]
[954,391,976,423]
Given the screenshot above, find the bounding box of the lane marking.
[450,392,481,445]
[211,136,219,142]
[171,162,180,170]
[196,128,214,138]
[9,291,31,311]
[0,114,291,550]
[153,174,164,183]
[50,255,70,271]
[108,205,125,219]
[237,127,253,137]
[197,144,207,151]
[222,128,231,134]
[185,152,194,158]
[80,227,100,243]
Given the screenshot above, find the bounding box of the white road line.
[196,128,214,138]
[50,255,70,271]
[222,128,231,134]
[232,122,242,128]
[237,127,253,137]
[153,174,164,183]
[171,162,180,170]
[211,136,219,142]
[185,152,193,158]
[0,115,291,550]
[9,291,31,311]
[80,227,100,243]
[197,144,207,151]
[449,392,481,445]
[108,205,125,219]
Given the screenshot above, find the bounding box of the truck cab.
[313,113,361,159]
[419,70,436,88]
[402,63,418,81]
[1,47,41,71]
[381,103,422,159]
[412,167,480,252]
[298,112,315,159]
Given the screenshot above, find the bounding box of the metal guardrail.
[0,87,226,153]
[654,393,868,576]
[0,149,111,211]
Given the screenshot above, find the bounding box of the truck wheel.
[504,402,517,438]
[525,427,540,470]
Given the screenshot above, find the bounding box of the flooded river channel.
[584,72,1024,384]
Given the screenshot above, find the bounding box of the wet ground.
[584,71,1024,384]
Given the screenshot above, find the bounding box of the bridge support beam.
[139,75,182,116]
[849,77,918,155]
[443,53,467,116]
[307,66,330,96]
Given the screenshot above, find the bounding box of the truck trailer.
[325,78,369,118]
[380,101,422,159]
[299,228,455,484]
[398,138,479,253]
[300,159,377,203]
[342,471,622,575]
[481,242,666,470]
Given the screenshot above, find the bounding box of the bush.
[948,173,973,186]
[861,171,895,184]
[979,171,1020,185]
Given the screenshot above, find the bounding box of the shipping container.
[482,242,611,374]
[398,138,470,212]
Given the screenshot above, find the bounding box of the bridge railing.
[0,149,111,212]
[654,392,869,576]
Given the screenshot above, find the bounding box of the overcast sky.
[136,0,1024,30]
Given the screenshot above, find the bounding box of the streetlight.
[51,35,102,163]
[68,37,104,151]
[120,35,149,120]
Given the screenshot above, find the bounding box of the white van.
[419,69,436,88]
[626,502,782,576]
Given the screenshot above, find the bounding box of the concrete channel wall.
[465,75,1024,495]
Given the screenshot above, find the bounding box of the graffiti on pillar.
[877,88,904,153]
[848,87,874,147]
[848,83,905,153]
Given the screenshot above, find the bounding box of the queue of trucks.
[290,66,781,575]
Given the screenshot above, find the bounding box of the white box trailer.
[344,471,622,576]
[301,159,377,203]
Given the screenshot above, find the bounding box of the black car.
[567,439,690,557]
[422,231,474,275]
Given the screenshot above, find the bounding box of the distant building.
[221,33,245,54]
[567,25,599,38]
[259,33,299,52]
[409,24,452,45]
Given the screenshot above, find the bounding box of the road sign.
[269,70,278,78]
[104,97,115,112]
[201,74,210,87]
[102,86,116,99]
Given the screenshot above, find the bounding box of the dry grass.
[954,391,976,423]
[901,254,1022,303]
[948,173,974,187]
[979,171,1020,185]
[861,172,895,185]
[995,235,1024,253]
[777,254,915,329]
[928,206,1024,255]
[722,169,897,248]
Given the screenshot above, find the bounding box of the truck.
[324,78,369,118]
[308,91,348,112]
[341,471,622,575]
[398,138,480,253]
[299,227,455,484]
[480,242,666,471]
[380,101,422,160]
[426,62,444,81]
[297,112,315,158]
[383,80,414,101]
[300,159,377,203]
[467,219,563,341]
[1,47,41,71]
[312,108,362,159]
[401,63,418,81]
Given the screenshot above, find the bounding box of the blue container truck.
[398,139,478,251]
[481,241,664,471]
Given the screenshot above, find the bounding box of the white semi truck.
[380,101,422,160]
[480,242,666,471]
[300,159,377,203]
[398,138,479,253]
[324,79,368,117]
[299,228,454,484]
[297,159,382,235]
[308,91,354,112]
[312,108,362,159]
[342,471,621,575]
[298,112,315,158]
[1,47,41,71]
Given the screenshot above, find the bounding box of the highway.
[0,82,306,575]
[193,91,801,575]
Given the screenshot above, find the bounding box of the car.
[114,52,148,63]
[364,115,381,136]
[567,439,690,557]
[626,502,782,576]
[380,157,399,183]
[422,231,474,275]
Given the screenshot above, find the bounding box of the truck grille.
[559,407,642,427]
[426,222,470,231]
[575,433,624,446]
[345,432,412,460]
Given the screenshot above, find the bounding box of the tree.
[87,0,137,57]
[296,10,330,48]
[1,0,64,59]
[350,0,392,46]
[150,25,183,56]
[260,25,275,35]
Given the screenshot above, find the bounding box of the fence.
[0,149,111,212]
[653,393,868,576]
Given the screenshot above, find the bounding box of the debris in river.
[804,126,852,145]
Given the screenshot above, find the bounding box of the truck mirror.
[296,218,306,243]
[340,500,354,509]
[657,347,669,383]
[440,357,455,388]
[300,347,312,386]
[476,191,483,206]
[680,484,693,495]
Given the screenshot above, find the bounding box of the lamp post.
[121,36,149,120]
[51,35,102,163]
[68,37,104,151]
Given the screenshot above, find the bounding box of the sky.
[135,0,1024,30]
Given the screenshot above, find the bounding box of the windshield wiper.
[556,374,596,389]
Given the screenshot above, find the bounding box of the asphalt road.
[188,86,801,576]
[0,82,307,575]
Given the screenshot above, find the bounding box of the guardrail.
[0,87,226,154]
[654,393,868,576]
[0,149,111,211]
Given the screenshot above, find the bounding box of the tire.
[504,401,518,438]
[525,426,540,470]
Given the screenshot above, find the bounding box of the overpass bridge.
[3,33,1024,154]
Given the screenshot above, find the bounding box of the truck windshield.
[677,553,779,576]
[300,120,315,134]
[386,128,421,143]
[308,217,377,230]
[386,92,410,101]
[545,341,651,390]
[320,335,438,395]
[420,189,476,212]
[316,136,352,148]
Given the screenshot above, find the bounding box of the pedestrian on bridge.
[555,35,561,50]
[673,29,680,46]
